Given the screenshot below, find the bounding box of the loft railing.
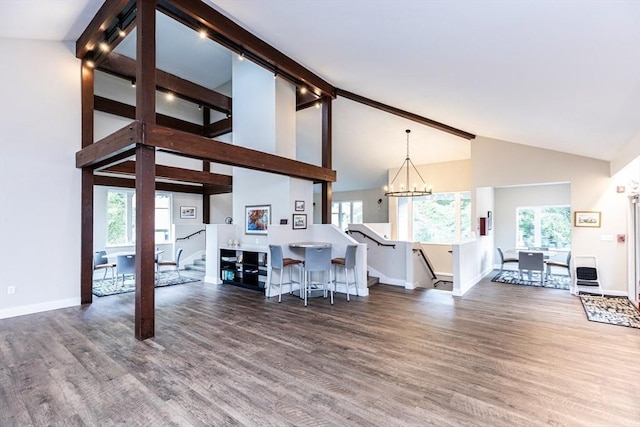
[176,229,205,241]
[346,229,396,248]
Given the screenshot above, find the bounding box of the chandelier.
[384,129,432,197]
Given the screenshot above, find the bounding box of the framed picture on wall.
[180,206,196,219]
[574,211,601,228]
[295,200,305,211]
[487,211,493,230]
[245,204,271,234]
[292,214,307,230]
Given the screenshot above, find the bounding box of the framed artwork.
[292,214,307,230]
[245,205,270,234]
[574,211,601,228]
[487,211,493,230]
[295,200,305,211]
[180,206,196,219]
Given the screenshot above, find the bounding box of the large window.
[411,192,471,244]
[331,200,363,231]
[107,190,172,246]
[516,205,571,249]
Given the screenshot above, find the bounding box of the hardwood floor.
[1,274,638,426]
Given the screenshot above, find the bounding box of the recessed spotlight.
[165,92,174,101]
[199,29,207,39]
[118,28,126,37]
[99,42,109,52]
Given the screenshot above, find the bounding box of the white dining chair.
[303,247,333,307]
[268,245,303,302]
[332,245,358,301]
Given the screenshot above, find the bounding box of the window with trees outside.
[411,192,471,244]
[516,206,571,249]
[331,200,363,231]
[107,190,172,246]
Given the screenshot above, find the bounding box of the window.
[411,192,471,244]
[107,190,172,246]
[331,200,363,231]
[516,206,571,249]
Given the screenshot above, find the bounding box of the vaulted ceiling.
[1,0,639,191]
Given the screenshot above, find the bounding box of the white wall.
[0,39,82,318]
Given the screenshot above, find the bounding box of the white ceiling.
[1,0,639,192]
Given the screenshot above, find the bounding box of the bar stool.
[268,245,303,302]
[332,245,358,301]
[303,246,333,307]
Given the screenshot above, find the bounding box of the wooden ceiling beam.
[76,0,134,60]
[99,52,231,113]
[95,96,203,135]
[203,117,232,138]
[161,0,335,98]
[146,123,336,183]
[336,89,476,140]
[94,175,215,194]
[102,161,232,187]
[76,122,141,168]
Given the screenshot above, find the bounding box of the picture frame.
[294,200,305,211]
[292,214,307,230]
[245,204,271,234]
[487,211,493,230]
[180,206,196,219]
[574,211,601,228]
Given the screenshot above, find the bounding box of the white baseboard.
[0,297,81,319]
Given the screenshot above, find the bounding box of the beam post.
[134,0,157,341]
[321,95,333,224]
[81,61,95,304]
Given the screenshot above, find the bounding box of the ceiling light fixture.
[118,28,126,37]
[238,52,245,61]
[300,86,307,95]
[165,92,174,101]
[130,79,136,88]
[99,42,109,52]
[199,29,207,39]
[384,129,432,197]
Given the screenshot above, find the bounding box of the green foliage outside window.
[107,191,127,245]
[517,206,571,248]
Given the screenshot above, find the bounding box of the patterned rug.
[579,295,640,329]
[92,271,201,297]
[491,270,570,290]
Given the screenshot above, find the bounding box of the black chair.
[497,247,518,272]
[157,248,183,277]
[574,255,603,296]
[93,250,116,281]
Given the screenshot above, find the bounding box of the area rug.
[579,295,640,329]
[491,270,570,290]
[92,272,201,297]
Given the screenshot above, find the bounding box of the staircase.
[184,254,206,273]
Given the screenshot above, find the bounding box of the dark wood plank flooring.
[1,274,639,426]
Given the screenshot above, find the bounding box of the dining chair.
[116,254,136,287]
[93,250,116,281]
[518,251,544,285]
[497,247,518,272]
[332,245,358,301]
[303,247,333,307]
[545,251,571,278]
[268,245,303,302]
[156,248,183,277]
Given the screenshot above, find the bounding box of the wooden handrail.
[176,229,205,241]
[346,229,395,248]
[413,247,453,288]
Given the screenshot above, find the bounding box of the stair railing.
[346,229,396,248]
[413,247,452,288]
[176,229,205,241]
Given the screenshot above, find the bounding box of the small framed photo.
[487,211,493,230]
[294,200,305,211]
[180,206,196,219]
[280,219,288,225]
[245,204,271,234]
[292,214,307,230]
[574,211,601,228]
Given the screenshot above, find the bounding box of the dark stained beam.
[80,62,95,305]
[321,96,333,224]
[95,96,203,135]
[76,0,132,60]
[203,117,232,138]
[336,89,476,140]
[76,123,140,168]
[146,123,336,183]
[99,52,231,113]
[296,99,322,112]
[102,161,232,187]
[93,175,227,194]
[134,0,157,341]
[202,109,212,224]
[161,0,335,98]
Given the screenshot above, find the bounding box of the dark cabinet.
[220,248,267,292]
